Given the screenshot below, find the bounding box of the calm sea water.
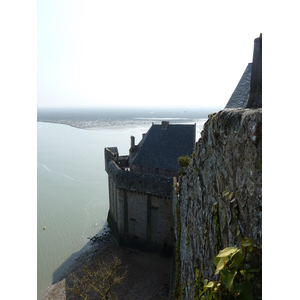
[37,107,211,299]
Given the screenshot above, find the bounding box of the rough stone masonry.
[174,108,262,299]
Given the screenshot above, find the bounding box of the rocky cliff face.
[174,108,262,299]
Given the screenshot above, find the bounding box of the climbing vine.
[186,217,191,247]
[222,191,242,241]
[178,155,191,174]
[194,267,204,299]
[212,202,221,256]
[232,199,242,240]
[173,174,183,299]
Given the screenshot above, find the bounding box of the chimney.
[161,121,169,130]
[129,135,136,158]
[131,136,135,148]
[247,33,262,108]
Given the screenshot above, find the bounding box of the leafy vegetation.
[66,256,127,300]
[194,238,261,300]
[178,155,191,170]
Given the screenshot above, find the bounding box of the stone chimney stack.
[129,135,135,158]
[247,33,262,108]
[131,135,135,149]
[161,121,169,130]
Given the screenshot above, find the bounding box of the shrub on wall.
[194,238,261,300]
[178,155,191,169]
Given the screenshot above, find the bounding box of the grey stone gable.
[225,63,252,109]
[129,123,196,172]
[107,147,118,154]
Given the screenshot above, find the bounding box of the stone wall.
[106,159,175,254]
[130,163,178,178]
[174,108,262,299]
[107,160,174,196]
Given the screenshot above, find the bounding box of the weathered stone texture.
[107,158,175,254]
[151,196,174,248]
[175,108,262,299]
[128,192,148,240]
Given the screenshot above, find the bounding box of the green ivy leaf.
[216,247,238,258]
[214,256,228,274]
[234,280,253,300]
[241,238,256,248]
[240,270,247,279]
[228,249,243,270]
[214,247,240,274]
[246,272,254,281]
[204,281,214,289]
[221,269,236,294]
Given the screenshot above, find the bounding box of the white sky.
[37,0,263,109]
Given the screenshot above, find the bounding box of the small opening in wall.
[132,235,139,239]
[130,217,136,221]
[150,206,159,210]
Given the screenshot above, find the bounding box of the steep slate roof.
[129,123,195,172]
[225,63,252,108]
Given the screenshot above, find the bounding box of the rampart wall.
[130,164,178,178]
[105,152,175,255]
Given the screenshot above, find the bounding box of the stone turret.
[247,33,262,108]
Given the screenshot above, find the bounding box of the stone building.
[105,121,196,254]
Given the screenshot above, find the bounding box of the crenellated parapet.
[107,159,174,198]
[104,147,119,172]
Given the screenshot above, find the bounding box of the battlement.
[107,159,174,197]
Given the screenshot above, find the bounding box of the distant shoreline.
[37,119,204,131]
[37,106,215,131]
[37,119,152,130]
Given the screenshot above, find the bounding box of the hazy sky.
[37,1,263,109]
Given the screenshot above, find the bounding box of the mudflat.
[40,228,172,300]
